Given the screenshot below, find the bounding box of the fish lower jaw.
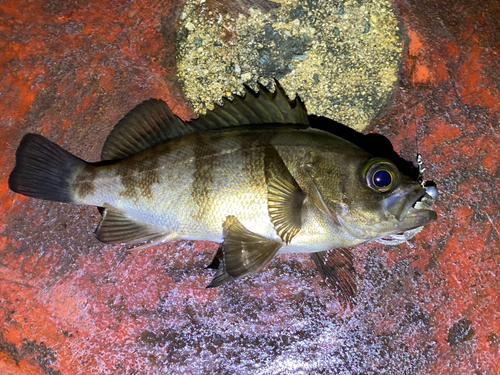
[376,208,437,246]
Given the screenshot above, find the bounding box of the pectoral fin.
[205,243,223,270]
[207,216,282,287]
[95,205,176,249]
[265,146,305,244]
[311,248,356,307]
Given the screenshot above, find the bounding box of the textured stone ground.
[0,0,499,374]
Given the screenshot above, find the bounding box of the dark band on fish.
[238,130,278,199]
[116,151,161,201]
[192,134,218,222]
[74,164,98,199]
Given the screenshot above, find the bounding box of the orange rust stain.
[452,205,474,230]
[99,70,115,91]
[0,74,36,121]
[408,29,424,56]
[430,51,449,83]
[414,102,425,118]
[456,26,500,112]
[40,120,51,135]
[445,41,461,60]
[443,91,456,107]
[0,151,23,228]
[0,0,22,17]
[76,95,93,114]
[61,119,72,130]
[412,63,430,83]
[482,155,498,174]
[0,352,42,375]
[426,117,462,146]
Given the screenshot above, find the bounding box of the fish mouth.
[408,182,438,222]
[385,180,437,223]
[377,182,437,245]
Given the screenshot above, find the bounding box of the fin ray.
[101,99,187,160]
[8,134,85,203]
[311,249,356,307]
[191,81,309,130]
[94,205,174,246]
[207,216,282,287]
[265,146,305,244]
[101,81,309,161]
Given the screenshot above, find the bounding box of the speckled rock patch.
[176,0,404,131]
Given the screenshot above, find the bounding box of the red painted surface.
[1,0,499,374]
[378,0,500,373]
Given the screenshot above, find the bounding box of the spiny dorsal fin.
[192,81,309,130]
[311,248,356,307]
[101,81,309,161]
[207,215,282,287]
[264,146,305,244]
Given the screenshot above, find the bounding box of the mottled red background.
[1,0,499,374]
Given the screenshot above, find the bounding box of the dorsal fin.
[191,81,309,130]
[101,80,309,161]
[101,99,189,160]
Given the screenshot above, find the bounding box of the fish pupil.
[373,169,392,188]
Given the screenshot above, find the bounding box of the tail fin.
[8,134,86,203]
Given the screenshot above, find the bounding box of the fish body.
[9,82,437,304]
[74,127,369,251]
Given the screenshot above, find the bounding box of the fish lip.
[406,190,437,225]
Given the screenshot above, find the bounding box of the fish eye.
[363,158,400,193]
[373,169,392,188]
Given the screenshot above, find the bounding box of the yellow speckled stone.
[176,0,403,131]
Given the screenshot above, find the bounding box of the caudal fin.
[8,134,86,203]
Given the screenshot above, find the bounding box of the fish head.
[308,154,437,243]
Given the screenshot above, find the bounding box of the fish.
[8,81,437,305]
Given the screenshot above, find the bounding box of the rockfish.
[8,82,437,305]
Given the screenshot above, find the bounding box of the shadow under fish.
[8,81,437,307]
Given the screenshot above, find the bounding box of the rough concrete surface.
[0,0,499,374]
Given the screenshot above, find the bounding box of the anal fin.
[94,205,176,248]
[207,216,282,288]
[311,248,356,307]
